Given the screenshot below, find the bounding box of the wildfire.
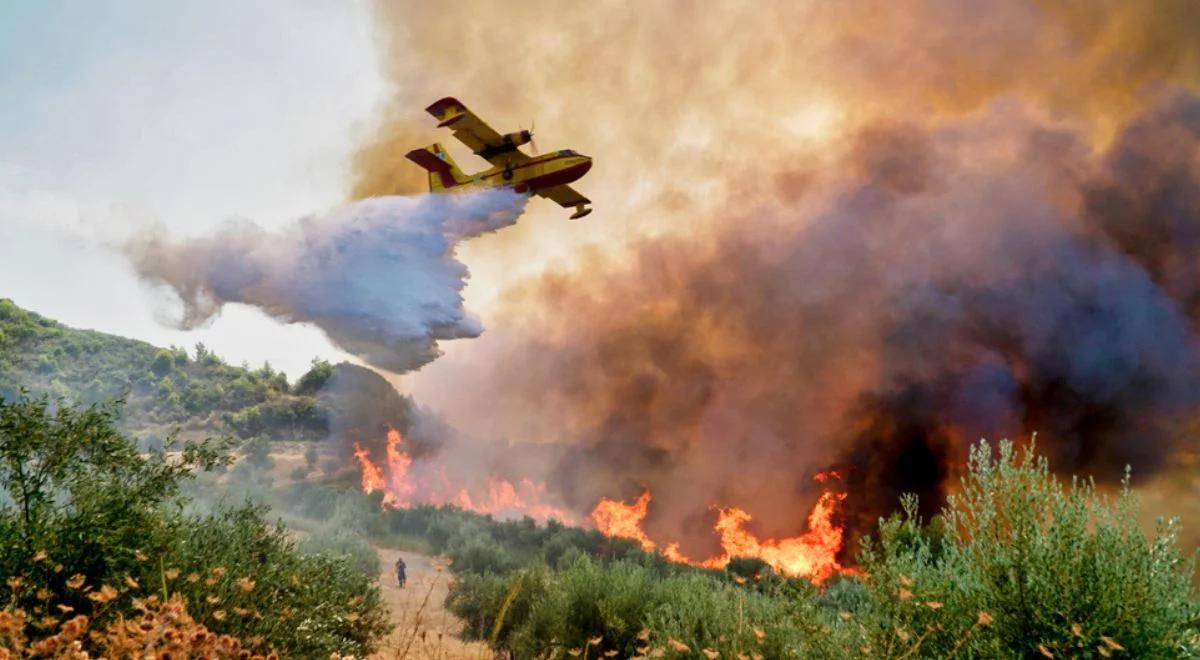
[352,442,387,498]
[354,427,851,580]
[352,426,574,523]
[591,489,655,552]
[591,475,851,584]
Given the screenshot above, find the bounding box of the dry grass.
[370,549,494,660]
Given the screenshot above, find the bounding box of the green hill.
[0,298,408,443]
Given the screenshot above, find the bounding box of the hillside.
[0,298,409,444]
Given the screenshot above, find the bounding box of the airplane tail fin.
[404,143,469,192]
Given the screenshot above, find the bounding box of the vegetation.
[444,558,842,658]
[3,300,1197,657]
[265,441,1200,657]
[276,479,655,569]
[429,442,1199,658]
[854,441,1199,658]
[0,394,390,657]
[0,298,329,440]
[0,594,276,658]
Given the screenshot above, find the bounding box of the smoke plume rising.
[126,190,526,373]
[342,1,1200,556]
[411,98,1200,557]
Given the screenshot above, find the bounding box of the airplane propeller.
[521,120,540,155]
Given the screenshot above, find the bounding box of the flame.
[591,489,655,552]
[448,477,576,523]
[358,428,848,578]
[353,441,390,503]
[591,474,851,584]
[352,426,574,523]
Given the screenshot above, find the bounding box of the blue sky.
[0,1,389,376]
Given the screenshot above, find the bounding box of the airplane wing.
[536,184,591,208]
[425,97,531,167]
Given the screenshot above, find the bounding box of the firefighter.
[395,555,407,588]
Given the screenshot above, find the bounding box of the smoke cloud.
[126,190,527,373]
[409,98,1200,556]
[333,1,1200,555]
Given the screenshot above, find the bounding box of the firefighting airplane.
[405,97,594,219]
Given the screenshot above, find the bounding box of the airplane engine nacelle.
[503,130,533,147]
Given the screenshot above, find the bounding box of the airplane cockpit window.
[559,149,576,156]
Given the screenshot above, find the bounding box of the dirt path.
[370,548,493,660]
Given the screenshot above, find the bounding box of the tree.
[0,393,223,615]
[0,394,390,657]
[295,358,335,395]
[150,349,175,376]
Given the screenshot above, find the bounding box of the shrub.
[300,527,383,577]
[511,557,661,656]
[0,595,270,659]
[170,507,390,657]
[445,529,520,575]
[726,556,773,582]
[0,394,391,657]
[446,566,551,644]
[448,555,845,658]
[643,570,835,659]
[150,349,175,377]
[295,359,334,396]
[857,440,1199,658]
[224,399,328,440]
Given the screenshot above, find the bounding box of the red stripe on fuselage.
[524,160,592,189]
[494,154,583,176]
[428,154,590,192]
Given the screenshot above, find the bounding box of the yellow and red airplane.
[405,97,594,219]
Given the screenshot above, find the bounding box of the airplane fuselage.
[451,151,592,195]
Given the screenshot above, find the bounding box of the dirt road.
[370,548,493,660]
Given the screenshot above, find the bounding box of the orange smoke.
[353,426,574,523]
[591,475,850,584]
[356,0,1200,562]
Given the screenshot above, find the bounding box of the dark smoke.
[1084,91,1200,319]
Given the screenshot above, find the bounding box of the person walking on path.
[395,556,407,588]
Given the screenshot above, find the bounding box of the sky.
[0,1,387,376]
[0,2,861,382]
